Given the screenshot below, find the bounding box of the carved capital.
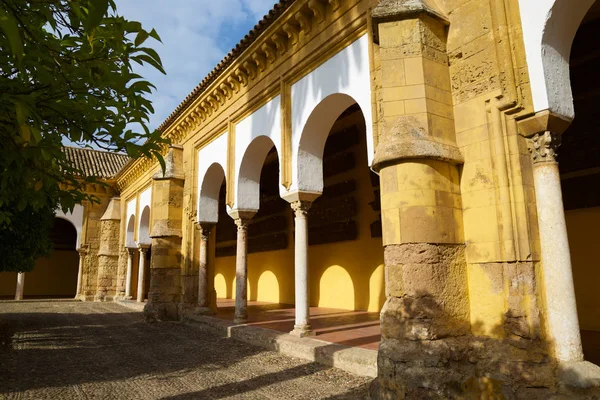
[527,131,561,164]
[137,243,150,255]
[126,247,136,257]
[196,223,213,241]
[234,218,250,232]
[291,200,312,218]
[77,244,89,257]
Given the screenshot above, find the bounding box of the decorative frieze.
[116,0,360,192]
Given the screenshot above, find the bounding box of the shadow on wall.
[214,270,282,304]
[373,289,600,399]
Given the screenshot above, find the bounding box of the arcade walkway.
[0,301,370,399]
[214,299,381,350]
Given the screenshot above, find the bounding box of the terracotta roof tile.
[62,146,130,179]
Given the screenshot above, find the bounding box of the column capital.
[234,217,251,232]
[291,200,312,218]
[77,244,89,256]
[195,222,214,239]
[137,243,150,254]
[527,131,561,164]
[126,247,136,257]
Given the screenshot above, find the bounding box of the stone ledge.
[184,314,378,378]
[116,299,146,312]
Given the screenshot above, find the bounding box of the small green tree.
[0,205,55,273]
[0,0,168,272]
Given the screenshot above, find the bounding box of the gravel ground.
[0,301,371,400]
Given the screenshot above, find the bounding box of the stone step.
[184,314,378,378]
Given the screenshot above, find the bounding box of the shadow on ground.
[0,301,369,399]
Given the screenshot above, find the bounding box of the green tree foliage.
[0,0,169,271]
[0,205,55,272]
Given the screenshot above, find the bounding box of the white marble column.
[234,217,251,324]
[15,272,25,300]
[75,246,88,299]
[290,201,314,337]
[528,131,583,362]
[137,245,149,303]
[125,247,135,299]
[197,223,213,313]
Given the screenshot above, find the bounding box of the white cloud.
[116,0,277,130]
[242,0,279,20]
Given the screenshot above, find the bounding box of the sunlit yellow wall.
[0,250,79,297]
[214,112,385,312]
[566,206,600,331]
[215,246,295,304]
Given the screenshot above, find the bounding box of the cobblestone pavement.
[0,301,370,400]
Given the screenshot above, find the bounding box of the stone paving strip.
[0,301,370,399]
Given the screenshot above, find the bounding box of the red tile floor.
[214,299,381,350]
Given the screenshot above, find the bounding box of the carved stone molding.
[527,131,561,164]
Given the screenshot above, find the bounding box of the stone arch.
[138,206,151,245]
[295,93,363,194]
[197,163,226,224]
[235,135,278,210]
[55,204,83,248]
[51,217,78,251]
[126,214,136,247]
[520,0,596,119]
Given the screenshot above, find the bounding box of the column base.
[290,325,315,337]
[94,293,116,302]
[558,361,600,389]
[143,301,179,322]
[195,306,215,316]
[233,314,248,325]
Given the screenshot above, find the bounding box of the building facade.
[3,0,600,397]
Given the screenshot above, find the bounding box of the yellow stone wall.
[214,110,384,312]
[440,0,541,338]
[108,0,567,344]
[566,206,600,331]
[0,250,78,297]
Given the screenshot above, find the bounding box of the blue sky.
[117,0,278,131]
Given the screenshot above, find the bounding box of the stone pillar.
[15,272,25,300]
[527,131,583,362]
[229,210,255,324]
[290,201,314,337]
[197,223,213,314]
[95,198,121,302]
[371,2,470,397]
[137,245,149,303]
[75,245,88,299]
[125,247,135,299]
[144,146,184,322]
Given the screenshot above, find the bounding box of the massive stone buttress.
[95,197,121,302]
[370,1,555,398]
[144,146,185,321]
